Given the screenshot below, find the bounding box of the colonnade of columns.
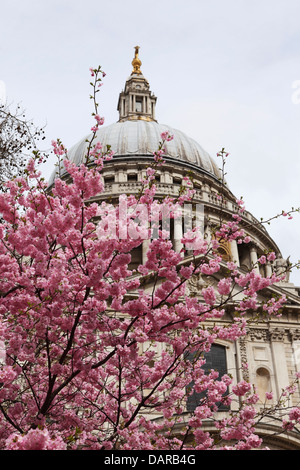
[141,226,275,280]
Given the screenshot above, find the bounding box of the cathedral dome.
[48,46,221,186]
[61,120,221,179]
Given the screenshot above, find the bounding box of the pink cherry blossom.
[217,278,232,296]
[267,251,276,262]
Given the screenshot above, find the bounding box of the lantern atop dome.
[117,46,157,122]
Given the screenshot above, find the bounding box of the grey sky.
[1,0,300,282]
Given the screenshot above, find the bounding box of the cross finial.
[131,46,142,75]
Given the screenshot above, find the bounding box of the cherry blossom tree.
[0,66,299,450]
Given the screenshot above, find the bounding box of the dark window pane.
[186,344,228,412]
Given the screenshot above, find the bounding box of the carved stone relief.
[269,328,285,342]
[239,338,250,381]
[187,273,221,302]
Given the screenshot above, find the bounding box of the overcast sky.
[1,0,300,283]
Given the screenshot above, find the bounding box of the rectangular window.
[173,177,182,185]
[135,97,142,113]
[128,173,138,182]
[186,344,229,412]
[104,176,115,184]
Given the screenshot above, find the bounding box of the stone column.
[152,99,156,120]
[230,240,240,266]
[204,224,212,244]
[269,328,290,403]
[173,217,183,253]
[266,261,273,277]
[289,330,300,380]
[250,246,259,273]
[142,239,150,265]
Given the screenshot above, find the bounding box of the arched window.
[186,344,228,412]
[217,240,231,262]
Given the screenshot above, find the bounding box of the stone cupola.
[117,46,157,122]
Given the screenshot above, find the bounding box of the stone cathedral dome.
[48,47,282,259]
[49,46,221,185]
[65,120,221,179]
